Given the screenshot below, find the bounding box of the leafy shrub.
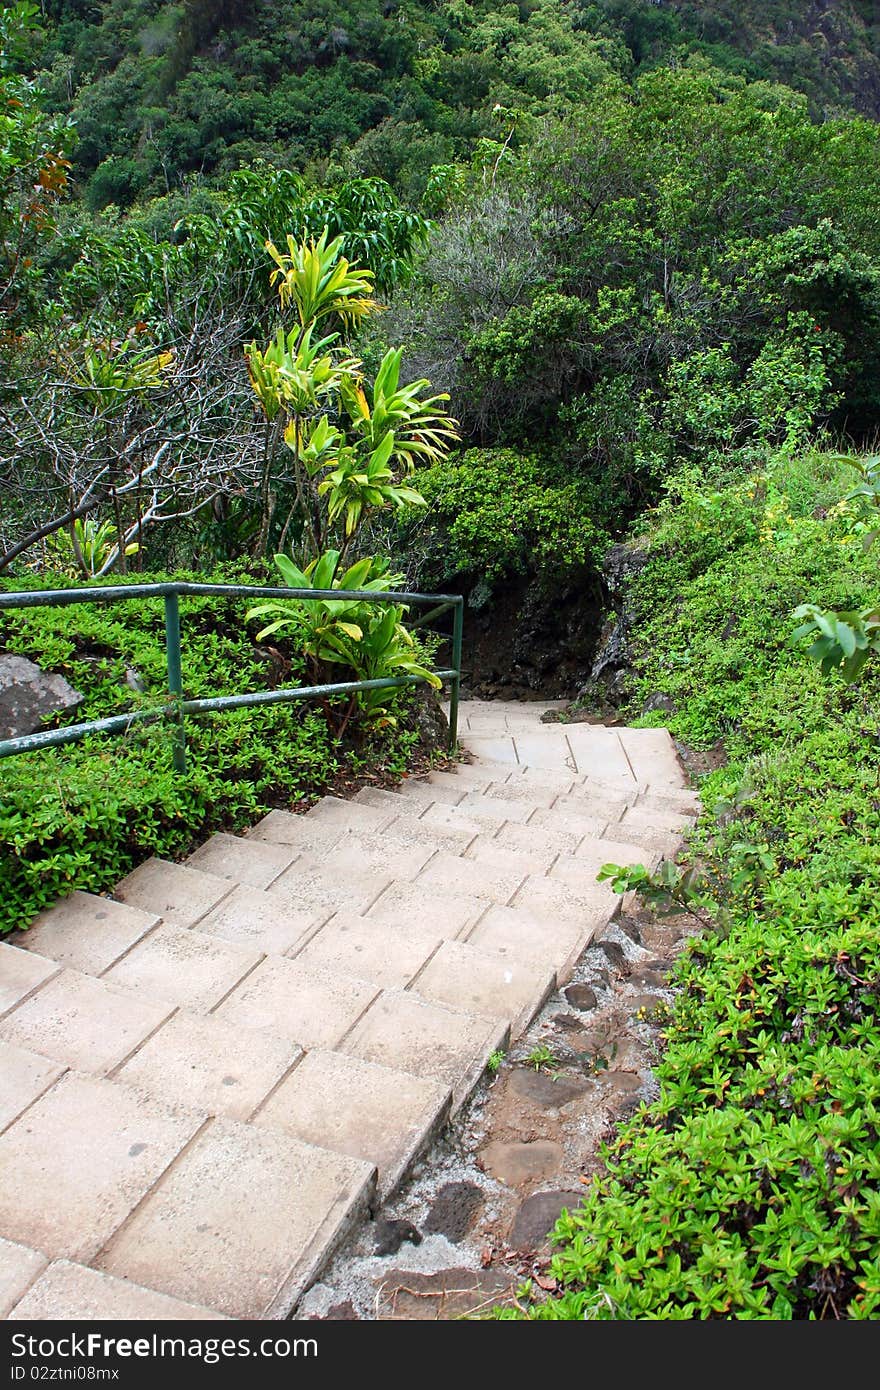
[0,568,427,934]
[405,447,610,593]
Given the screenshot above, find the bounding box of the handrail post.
[449,597,463,755]
[164,591,187,774]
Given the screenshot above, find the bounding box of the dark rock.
[618,919,642,944]
[480,1138,563,1186]
[641,692,676,715]
[563,983,597,1012]
[553,1012,586,1033]
[0,654,83,740]
[509,1190,585,1250]
[576,539,651,707]
[124,667,146,693]
[597,939,628,971]
[629,965,667,989]
[402,686,448,751]
[308,1300,359,1320]
[509,1066,593,1109]
[423,1182,483,1244]
[373,1218,422,1257]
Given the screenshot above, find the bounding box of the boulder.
[0,654,83,741]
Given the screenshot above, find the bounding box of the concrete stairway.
[0,701,696,1320]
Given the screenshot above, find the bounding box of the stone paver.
[0,1239,47,1318]
[0,943,58,1018]
[366,880,485,935]
[292,911,442,989]
[114,858,232,928]
[187,832,297,889]
[0,970,172,1076]
[409,939,555,1037]
[214,956,377,1049]
[0,1072,200,1263]
[8,1261,229,1321]
[415,850,527,904]
[467,904,595,985]
[0,699,689,1320]
[116,1010,301,1121]
[340,990,509,1111]
[18,892,159,974]
[104,924,260,1014]
[253,1050,451,1199]
[195,882,327,956]
[97,1119,376,1319]
[0,1040,65,1133]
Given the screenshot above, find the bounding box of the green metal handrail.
[0,580,464,769]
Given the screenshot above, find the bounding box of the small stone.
[373,1219,422,1257]
[563,984,597,1012]
[552,1013,587,1033]
[309,1300,359,1320]
[602,1070,643,1095]
[629,992,666,1017]
[509,1067,593,1110]
[509,1190,584,1250]
[423,1182,483,1244]
[124,668,146,693]
[598,940,628,971]
[376,1267,513,1319]
[618,920,642,944]
[629,966,667,989]
[641,692,676,715]
[480,1139,563,1187]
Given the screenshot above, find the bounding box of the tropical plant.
[45,516,140,578]
[246,228,458,562]
[246,548,440,734]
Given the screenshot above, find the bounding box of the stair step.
[305,795,395,834]
[115,1009,301,1123]
[213,956,378,1051]
[186,833,296,890]
[529,802,629,837]
[414,850,527,905]
[339,990,509,1113]
[114,858,233,929]
[511,872,618,925]
[195,882,328,956]
[291,910,444,990]
[394,778,467,807]
[409,939,555,1039]
[463,834,560,876]
[456,790,537,824]
[366,880,487,935]
[16,892,159,975]
[95,1115,376,1320]
[619,804,694,835]
[266,854,392,917]
[103,924,260,1014]
[0,942,59,1018]
[0,1039,65,1135]
[0,968,173,1076]
[488,818,597,859]
[7,1258,229,1321]
[466,903,604,985]
[251,1050,451,1201]
[600,821,684,856]
[0,1070,203,1265]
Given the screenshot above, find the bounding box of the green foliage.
[406,448,610,594]
[513,447,880,1320]
[246,549,441,731]
[0,567,424,935]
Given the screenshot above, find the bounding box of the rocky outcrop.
[0,654,83,741]
[576,540,651,707]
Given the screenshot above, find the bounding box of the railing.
[0,580,464,769]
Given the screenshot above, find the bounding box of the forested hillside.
[24,1,880,207]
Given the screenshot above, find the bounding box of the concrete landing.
[0,699,695,1319]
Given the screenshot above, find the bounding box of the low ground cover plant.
[513,448,880,1320]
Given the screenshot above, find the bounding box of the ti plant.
[245,229,458,561]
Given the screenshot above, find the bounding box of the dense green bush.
[400,448,611,597]
[515,449,880,1319]
[0,569,428,935]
